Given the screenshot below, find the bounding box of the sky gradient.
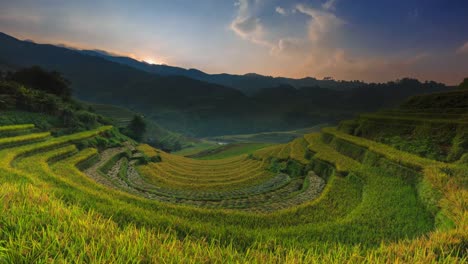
[0,0,467,84]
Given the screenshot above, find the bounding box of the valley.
[0,87,466,262]
[0,4,467,260]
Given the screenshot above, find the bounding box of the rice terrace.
[0,1,467,263]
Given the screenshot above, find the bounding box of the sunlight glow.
[143,58,158,65]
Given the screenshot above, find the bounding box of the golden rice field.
[0,119,466,263]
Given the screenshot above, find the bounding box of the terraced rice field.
[338,90,468,163]
[187,142,274,159]
[88,103,137,127]
[0,119,466,262]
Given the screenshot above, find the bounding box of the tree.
[172,141,182,151]
[6,66,72,99]
[125,115,146,141]
[459,78,468,90]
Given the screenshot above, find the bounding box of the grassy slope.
[188,125,325,160]
[207,125,326,144]
[86,102,194,150]
[87,103,137,127]
[189,143,274,160]
[172,140,219,156]
[339,89,468,162]
[0,126,463,263]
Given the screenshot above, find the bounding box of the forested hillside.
[0,32,452,137]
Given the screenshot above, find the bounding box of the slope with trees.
[0,32,453,137]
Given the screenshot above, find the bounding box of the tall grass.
[0,124,465,263]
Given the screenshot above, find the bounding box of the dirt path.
[83,147,124,189]
[246,171,325,213]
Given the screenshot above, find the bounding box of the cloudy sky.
[1,0,467,84]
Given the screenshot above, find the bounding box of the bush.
[6,66,72,99]
[122,115,146,142]
[150,155,162,163]
[0,80,110,134]
[459,77,468,90]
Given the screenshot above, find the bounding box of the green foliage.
[322,127,436,169]
[381,136,444,161]
[458,153,468,164]
[459,77,468,90]
[122,115,146,142]
[1,81,61,113]
[284,159,305,178]
[132,152,161,165]
[0,111,60,132]
[246,153,261,161]
[88,102,193,152]
[6,66,72,99]
[149,155,162,162]
[448,126,468,162]
[76,128,127,150]
[77,136,116,150]
[400,89,468,109]
[266,157,305,177]
[207,125,325,144]
[336,89,468,162]
[267,157,285,173]
[303,149,313,160]
[338,105,468,162]
[0,80,111,135]
[173,140,218,156]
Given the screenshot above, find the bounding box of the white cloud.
[271,38,308,56]
[230,0,273,47]
[322,0,337,11]
[275,6,287,16]
[456,41,468,54]
[298,49,434,82]
[230,1,463,84]
[234,0,250,16]
[231,16,265,43]
[295,4,345,43]
[269,3,347,77]
[231,0,409,82]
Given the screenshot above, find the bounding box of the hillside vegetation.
[0,88,466,262]
[207,125,325,144]
[87,102,194,151]
[339,89,468,161]
[0,32,453,137]
[187,143,274,160]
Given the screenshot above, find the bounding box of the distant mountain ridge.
[0,32,452,137]
[78,48,366,95]
[0,31,255,136]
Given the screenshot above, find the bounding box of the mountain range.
[0,32,452,137]
[78,49,366,95]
